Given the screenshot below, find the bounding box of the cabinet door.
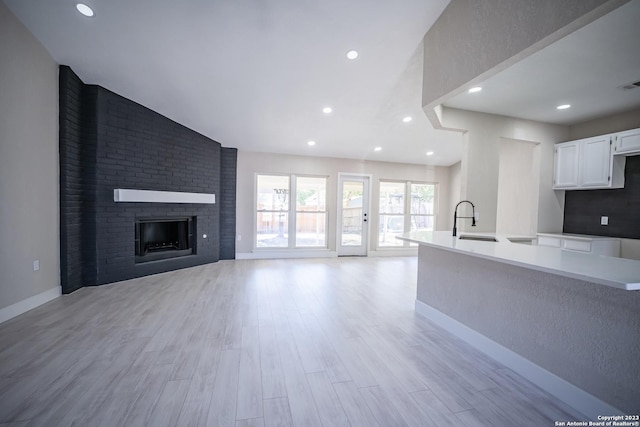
[613,128,640,155]
[537,235,562,248]
[553,142,579,188]
[562,238,591,253]
[579,136,611,187]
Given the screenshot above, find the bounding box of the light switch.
[600,216,608,226]
[33,260,40,271]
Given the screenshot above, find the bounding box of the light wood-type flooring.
[0,257,584,426]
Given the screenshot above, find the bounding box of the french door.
[337,174,370,256]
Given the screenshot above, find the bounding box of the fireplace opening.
[135,217,195,263]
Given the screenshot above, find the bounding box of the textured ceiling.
[444,0,640,125]
[4,0,465,166]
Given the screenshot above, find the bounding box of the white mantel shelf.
[398,231,640,291]
[113,189,215,204]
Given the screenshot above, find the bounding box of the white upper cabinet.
[579,135,612,187]
[613,128,640,155]
[553,134,625,190]
[553,141,580,188]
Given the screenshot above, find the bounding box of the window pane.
[341,180,363,246]
[410,215,433,247]
[296,213,326,247]
[257,175,290,211]
[411,215,433,232]
[257,212,288,247]
[342,219,362,246]
[342,181,363,208]
[379,214,404,246]
[379,182,405,214]
[410,183,434,215]
[296,177,326,211]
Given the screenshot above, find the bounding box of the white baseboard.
[236,250,338,260]
[369,249,418,257]
[0,286,62,324]
[414,299,622,420]
[236,249,417,260]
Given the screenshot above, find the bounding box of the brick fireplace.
[59,65,237,294]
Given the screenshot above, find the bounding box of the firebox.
[135,217,195,263]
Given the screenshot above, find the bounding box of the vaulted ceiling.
[5,0,464,166]
[6,1,639,167]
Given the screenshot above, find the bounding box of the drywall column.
[495,138,540,236]
[441,108,568,234]
[0,3,60,319]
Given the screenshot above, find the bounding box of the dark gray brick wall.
[59,65,237,290]
[220,147,238,259]
[93,86,222,284]
[59,66,97,294]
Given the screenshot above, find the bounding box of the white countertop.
[398,231,640,291]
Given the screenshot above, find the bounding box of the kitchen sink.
[458,235,498,242]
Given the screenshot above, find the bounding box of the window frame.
[255,173,329,250]
[377,179,438,248]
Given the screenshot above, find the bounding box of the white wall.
[236,151,452,256]
[441,108,569,234]
[568,107,640,140]
[0,3,60,318]
[496,138,540,236]
[444,161,461,230]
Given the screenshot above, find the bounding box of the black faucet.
[453,200,476,237]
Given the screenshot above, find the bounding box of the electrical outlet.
[33,260,40,271]
[237,234,242,241]
[601,216,608,226]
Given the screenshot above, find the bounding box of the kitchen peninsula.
[399,231,640,417]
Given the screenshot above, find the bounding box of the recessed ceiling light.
[402,116,412,123]
[468,86,482,93]
[76,3,94,17]
[426,151,434,156]
[557,104,571,110]
[307,141,316,146]
[374,147,382,152]
[322,107,332,114]
[346,50,359,60]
